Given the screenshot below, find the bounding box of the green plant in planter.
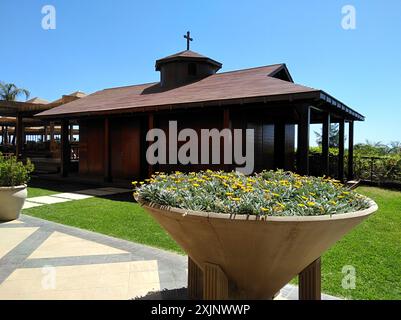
[0,153,34,186]
[134,170,370,216]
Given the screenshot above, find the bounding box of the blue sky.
[1,0,400,144]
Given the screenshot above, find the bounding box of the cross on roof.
[184,31,193,50]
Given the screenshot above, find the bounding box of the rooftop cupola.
[155,32,222,89]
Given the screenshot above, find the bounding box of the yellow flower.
[131,181,138,185]
[226,192,234,196]
[139,182,144,185]
[193,183,200,187]
[272,193,280,197]
[261,207,269,212]
[301,196,308,201]
[298,203,306,208]
[232,197,241,201]
[307,201,316,207]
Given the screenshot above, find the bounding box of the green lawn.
[27,187,59,198]
[23,185,400,299]
[320,186,401,300]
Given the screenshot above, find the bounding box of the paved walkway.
[0,215,187,299]
[0,215,340,300]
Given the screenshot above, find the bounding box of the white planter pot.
[0,185,27,221]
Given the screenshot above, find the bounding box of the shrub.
[134,170,370,216]
[0,153,34,187]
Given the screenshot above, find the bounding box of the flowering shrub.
[134,170,370,216]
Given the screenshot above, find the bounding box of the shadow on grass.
[133,288,188,300]
[29,177,135,203]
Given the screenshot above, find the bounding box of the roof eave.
[319,91,365,121]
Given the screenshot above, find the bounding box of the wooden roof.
[36,63,364,121]
[0,92,86,117]
[155,50,222,71]
[26,97,49,104]
[35,65,301,115]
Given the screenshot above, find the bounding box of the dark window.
[188,63,197,76]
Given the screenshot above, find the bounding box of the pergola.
[0,93,83,160]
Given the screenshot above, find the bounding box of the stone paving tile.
[23,201,45,209]
[0,220,24,225]
[27,231,129,259]
[25,196,71,205]
[50,192,93,200]
[0,227,39,259]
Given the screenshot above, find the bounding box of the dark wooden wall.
[79,119,105,176]
[110,117,141,179]
[79,117,141,179]
[78,106,296,180]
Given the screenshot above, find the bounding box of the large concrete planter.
[0,185,27,221]
[137,197,377,299]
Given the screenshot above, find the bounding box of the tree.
[389,141,401,155]
[0,82,30,101]
[314,123,344,148]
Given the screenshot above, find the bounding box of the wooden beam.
[188,257,203,299]
[16,115,23,159]
[348,121,354,180]
[60,119,70,177]
[338,119,345,181]
[203,262,229,300]
[4,126,8,144]
[297,105,310,175]
[322,112,330,176]
[69,124,74,141]
[49,122,55,141]
[148,113,154,177]
[222,107,232,171]
[299,258,321,300]
[104,118,112,182]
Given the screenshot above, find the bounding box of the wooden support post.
[16,114,23,159]
[104,118,112,182]
[222,107,232,172]
[4,126,8,144]
[50,122,55,142]
[299,257,321,300]
[338,119,345,181]
[297,105,311,175]
[147,113,154,177]
[203,262,229,300]
[60,120,70,177]
[188,257,203,300]
[348,121,354,180]
[69,124,74,141]
[322,112,330,176]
